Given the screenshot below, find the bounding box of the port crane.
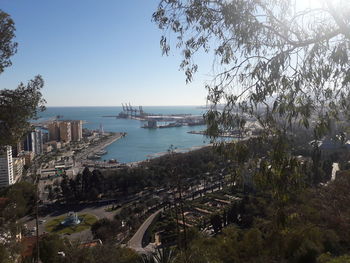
[120,103,145,117]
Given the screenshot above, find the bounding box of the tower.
[0,146,14,188]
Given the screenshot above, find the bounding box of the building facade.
[23,131,35,153]
[13,157,25,182]
[23,129,43,155]
[18,151,35,166]
[59,121,72,143]
[48,122,60,141]
[71,120,83,141]
[0,146,14,188]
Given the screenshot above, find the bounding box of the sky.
[0,0,211,106]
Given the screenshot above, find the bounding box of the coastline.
[38,107,208,164]
[90,132,126,155]
[76,132,126,162]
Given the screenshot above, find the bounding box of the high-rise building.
[11,142,23,157]
[23,131,35,152]
[59,121,72,143]
[34,129,43,155]
[13,157,25,181]
[71,120,83,141]
[48,121,60,141]
[0,146,14,188]
[23,129,43,155]
[42,131,49,144]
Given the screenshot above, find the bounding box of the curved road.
[127,209,162,254]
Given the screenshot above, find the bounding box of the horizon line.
[44,104,208,107]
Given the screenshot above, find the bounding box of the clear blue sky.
[0,0,211,106]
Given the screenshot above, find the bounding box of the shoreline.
[91,132,126,154]
[125,144,213,167]
[76,132,126,162]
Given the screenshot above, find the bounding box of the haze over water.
[38,106,209,163]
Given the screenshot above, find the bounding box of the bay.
[38,106,209,163]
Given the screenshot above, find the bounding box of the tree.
[38,235,67,263]
[0,244,11,263]
[90,218,121,243]
[0,75,45,146]
[63,245,140,263]
[210,213,222,234]
[2,181,36,219]
[141,247,176,263]
[0,9,45,147]
[0,11,17,74]
[153,0,350,138]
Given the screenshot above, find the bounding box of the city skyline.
[0,0,211,107]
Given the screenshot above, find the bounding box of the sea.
[37,106,210,163]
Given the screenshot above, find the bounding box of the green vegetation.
[45,214,97,235]
[52,146,221,203]
[37,234,68,263]
[154,0,350,142]
[0,182,37,262]
[0,8,45,147]
[26,236,141,263]
[90,218,121,243]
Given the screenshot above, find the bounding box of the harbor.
[36,106,210,164]
[103,103,206,129]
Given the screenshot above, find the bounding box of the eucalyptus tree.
[153,0,350,138]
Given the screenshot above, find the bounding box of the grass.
[45,213,97,235]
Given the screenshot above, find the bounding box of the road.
[127,209,162,254]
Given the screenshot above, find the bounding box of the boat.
[95,150,107,156]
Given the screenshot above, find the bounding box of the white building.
[23,129,43,155]
[0,146,14,188]
[13,157,25,182]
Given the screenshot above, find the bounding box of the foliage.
[153,0,350,138]
[0,10,17,74]
[0,181,36,220]
[318,253,350,263]
[38,234,68,263]
[55,147,221,203]
[0,9,45,147]
[63,244,140,263]
[90,218,121,243]
[0,244,11,263]
[0,75,46,146]
[142,247,177,263]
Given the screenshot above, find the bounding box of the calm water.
[38,106,209,163]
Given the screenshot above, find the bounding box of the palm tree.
[140,248,176,263]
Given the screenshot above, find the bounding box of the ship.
[158,122,182,128]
